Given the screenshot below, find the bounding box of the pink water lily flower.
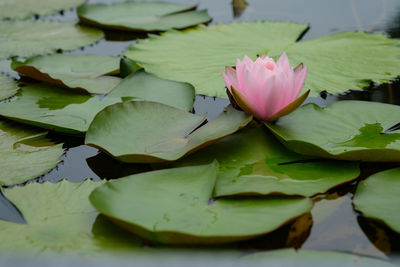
[222,53,309,121]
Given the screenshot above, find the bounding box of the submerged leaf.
[90,162,312,244]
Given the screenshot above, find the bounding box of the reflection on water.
[232,0,248,18]
[358,216,400,255]
[386,6,400,38]
[303,194,387,259]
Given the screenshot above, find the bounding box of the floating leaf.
[85,102,252,163]
[125,21,308,97]
[354,167,400,234]
[0,0,86,19]
[0,180,142,255]
[12,54,121,94]
[285,32,400,96]
[107,70,195,111]
[77,2,211,32]
[0,83,119,134]
[90,162,312,244]
[0,73,18,100]
[0,120,64,186]
[169,128,359,197]
[0,69,195,134]
[266,101,400,162]
[239,248,394,267]
[0,21,103,59]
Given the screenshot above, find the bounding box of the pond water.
[1,0,400,265]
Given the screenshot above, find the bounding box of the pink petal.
[293,65,308,97]
[260,75,284,120]
[236,58,246,92]
[241,65,261,106]
[277,52,291,76]
[222,66,239,93]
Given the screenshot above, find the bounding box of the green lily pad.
[90,162,313,244]
[125,21,308,97]
[169,128,359,197]
[0,73,19,100]
[0,83,120,134]
[0,69,195,134]
[0,119,64,186]
[240,248,394,267]
[85,102,252,163]
[0,21,103,59]
[77,2,211,32]
[0,0,86,19]
[0,180,142,255]
[266,101,400,162]
[107,70,195,111]
[12,54,121,94]
[285,32,400,96]
[353,167,400,234]
[126,24,400,97]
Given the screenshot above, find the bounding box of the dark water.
[1,0,400,263]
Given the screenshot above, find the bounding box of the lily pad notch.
[85,101,252,163]
[90,161,313,244]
